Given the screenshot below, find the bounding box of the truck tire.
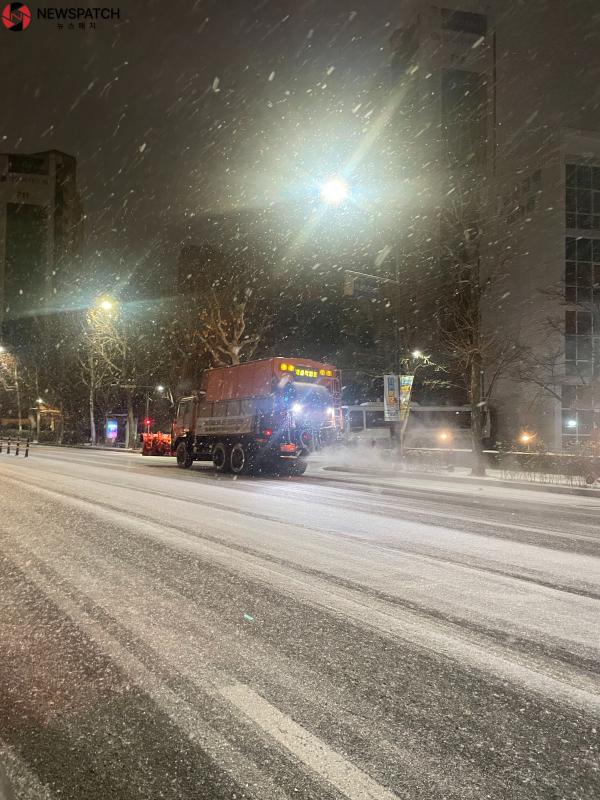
[281,457,308,477]
[291,458,308,476]
[212,442,230,473]
[230,442,254,475]
[176,442,192,469]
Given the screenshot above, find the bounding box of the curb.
[321,465,600,499]
[30,443,136,452]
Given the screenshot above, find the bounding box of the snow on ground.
[0,445,598,799]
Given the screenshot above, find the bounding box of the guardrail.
[402,447,599,486]
[0,436,30,458]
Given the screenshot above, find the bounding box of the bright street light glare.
[99,299,113,311]
[320,177,349,206]
[412,349,423,359]
[292,403,303,414]
[0,346,5,353]
[156,385,165,392]
[36,398,44,404]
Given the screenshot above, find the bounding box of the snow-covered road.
[0,446,598,799]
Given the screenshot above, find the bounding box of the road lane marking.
[7,540,402,799]
[4,544,291,800]
[3,473,599,715]
[220,683,400,800]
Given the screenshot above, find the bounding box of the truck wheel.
[212,442,230,473]
[281,458,308,476]
[176,442,192,469]
[230,442,254,475]
[291,458,308,476]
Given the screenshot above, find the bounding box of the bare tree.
[175,245,272,368]
[436,178,525,474]
[196,285,269,366]
[0,349,22,432]
[79,324,117,445]
[8,313,90,444]
[81,303,144,449]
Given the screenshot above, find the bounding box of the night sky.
[4,0,597,297]
[0,0,408,287]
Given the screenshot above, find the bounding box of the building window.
[563,232,600,447]
[565,236,600,306]
[441,9,487,36]
[561,384,600,450]
[8,154,48,175]
[566,163,600,230]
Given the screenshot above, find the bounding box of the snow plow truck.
[144,357,341,476]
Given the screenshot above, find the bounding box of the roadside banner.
[383,374,400,422]
[399,375,414,430]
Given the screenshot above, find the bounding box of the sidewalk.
[313,454,600,499]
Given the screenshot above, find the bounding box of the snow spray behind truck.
[152,357,341,475]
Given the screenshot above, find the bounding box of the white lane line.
[5,544,290,800]
[5,474,600,714]
[9,539,402,799]
[221,683,399,800]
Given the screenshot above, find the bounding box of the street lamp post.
[87,296,118,445]
[319,176,429,461]
[35,398,44,443]
[144,384,167,434]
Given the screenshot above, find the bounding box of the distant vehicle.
[144,357,340,475]
[341,402,490,449]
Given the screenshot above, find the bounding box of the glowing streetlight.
[156,385,165,392]
[36,397,44,404]
[519,431,535,451]
[320,176,349,206]
[0,345,5,353]
[99,298,113,311]
[412,349,423,359]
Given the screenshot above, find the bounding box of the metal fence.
[402,447,599,486]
